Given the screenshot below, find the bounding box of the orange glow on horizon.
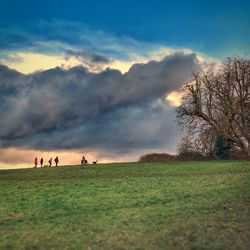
[0,147,140,169]
[0,147,96,166]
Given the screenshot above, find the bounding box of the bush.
[139,153,176,163]
[176,151,205,161]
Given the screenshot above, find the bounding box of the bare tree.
[177,57,250,159]
[177,127,217,159]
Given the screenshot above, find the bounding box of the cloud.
[1,20,215,76]
[65,49,111,64]
[0,64,25,100]
[0,52,23,64]
[0,52,198,159]
[0,52,68,74]
[0,20,149,60]
[64,49,112,72]
[0,20,196,66]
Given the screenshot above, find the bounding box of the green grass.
[0,161,249,250]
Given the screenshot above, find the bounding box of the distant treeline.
[138,150,246,163]
[138,152,204,162]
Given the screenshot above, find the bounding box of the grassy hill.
[0,161,249,250]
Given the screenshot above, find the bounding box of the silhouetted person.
[34,157,38,168]
[48,158,52,167]
[54,156,59,167]
[40,157,43,168]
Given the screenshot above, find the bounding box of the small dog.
[93,160,98,164]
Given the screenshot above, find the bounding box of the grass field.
[0,161,249,250]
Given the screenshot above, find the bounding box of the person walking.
[48,158,52,167]
[40,157,43,168]
[34,157,38,168]
[54,156,59,167]
[81,156,85,166]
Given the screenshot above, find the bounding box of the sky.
[0,0,249,168]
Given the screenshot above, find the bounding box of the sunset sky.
[0,0,249,168]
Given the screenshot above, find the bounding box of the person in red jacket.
[34,157,38,168]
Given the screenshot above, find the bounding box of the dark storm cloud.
[0,52,198,154]
[65,49,111,64]
[0,64,25,99]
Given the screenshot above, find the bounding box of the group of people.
[33,155,97,168]
[34,156,59,168]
